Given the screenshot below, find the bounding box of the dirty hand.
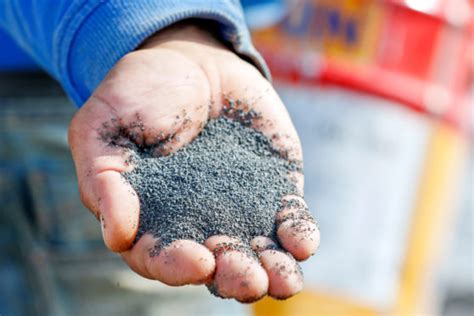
[68,21,319,302]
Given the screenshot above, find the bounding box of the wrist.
[139,19,230,54]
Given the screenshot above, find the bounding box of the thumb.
[69,99,140,253]
[88,170,139,252]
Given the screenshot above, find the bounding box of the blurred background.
[0,0,472,315]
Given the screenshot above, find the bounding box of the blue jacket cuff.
[55,0,269,106]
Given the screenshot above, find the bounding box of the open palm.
[68,23,319,302]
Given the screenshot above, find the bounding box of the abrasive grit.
[123,116,299,252]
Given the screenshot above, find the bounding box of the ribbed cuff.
[54,0,269,106]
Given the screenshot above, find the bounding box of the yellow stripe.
[395,124,466,315]
[254,290,377,316]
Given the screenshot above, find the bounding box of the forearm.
[0,0,268,106]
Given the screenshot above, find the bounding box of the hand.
[68,21,319,302]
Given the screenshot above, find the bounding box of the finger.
[277,195,320,261]
[205,235,268,303]
[250,236,278,252]
[96,170,140,252]
[122,235,215,286]
[260,249,303,299]
[251,237,303,300]
[120,234,155,279]
[205,235,242,251]
[69,99,140,252]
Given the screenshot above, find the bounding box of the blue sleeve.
[0,0,269,106]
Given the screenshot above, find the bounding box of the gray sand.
[123,116,298,251]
